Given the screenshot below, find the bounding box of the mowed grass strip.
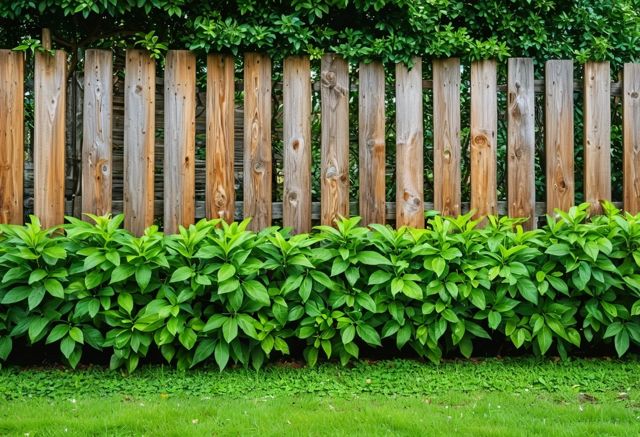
[1,358,639,436]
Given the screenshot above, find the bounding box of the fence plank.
[584,62,611,215]
[206,54,235,223]
[507,58,536,229]
[82,49,113,218]
[470,60,497,221]
[34,49,66,228]
[124,49,155,235]
[164,50,196,234]
[0,51,24,224]
[283,56,312,233]
[623,64,640,213]
[396,58,424,228]
[320,54,350,226]
[545,60,574,214]
[244,53,272,231]
[432,58,461,217]
[358,61,386,226]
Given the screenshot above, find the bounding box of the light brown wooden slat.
[470,60,497,222]
[164,50,196,234]
[82,49,113,218]
[0,51,24,224]
[584,62,611,215]
[34,49,66,228]
[358,61,386,226]
[124,49,155,235]
[243,53,272,231]
[507,58,536,229]
[320,54,349,226]
[623,64,640,214]
[206,54,235,223]
[395,58,424,228]
[283,56,312,233]
[432,58,461,217]
[545,60,574,214]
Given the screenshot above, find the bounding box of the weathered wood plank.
[0,51,24,224]
[584,62,611,215]
[164,50,196,234]
[124,49,155,235]
[545,60,574,214]
[432,58,461,217]
[470,60,497,221]
[396,58,424,228]
[283,56,312,233]
[507,58,536,229]
[358,61,386,226]
[244,53,272,231]
[206,54,235,223]
[623,64,640,214]
[321,54,349,226]
[82,49,113,218]
[34,49,66,228]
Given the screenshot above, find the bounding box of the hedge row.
[1,202,639,372]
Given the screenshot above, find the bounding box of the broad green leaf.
[356,251,392,266]
[242,280,270,305]
[356,324,381,346]
[110,265,136,284]
[69,327,84,344]
[368,270,392,285]
[341,325,355,345]
[537,326,553,355]
[170,266,193,283]
[218,264,236,282]
[46,324,69,344]
[1,286,31,304]
[615,329,630,357]
[191,339,215,367]
[222,317,238,343]
[118,292,134,314]
[135,265,152,290]
[44,279,64,299]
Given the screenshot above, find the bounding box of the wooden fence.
[1,45,640,235]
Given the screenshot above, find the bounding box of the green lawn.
[1,358,639,436]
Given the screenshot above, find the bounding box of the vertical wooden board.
[283,56,312,233]
[583,62,611,215]
[206,54,235,223]
[545,60,574,214]
[623,64,640,213]
[432,58,461,217]
[507,58,536,229]
[164,50,196,234]
[0,51,24,224]
[470,60,497,222]
[124,49,155,235]
[82,49,113,218]
[244,53,272,231]
[321,54,349,226]
[395,58,424,229]
[358,61,385,226]
[34,50,66,228]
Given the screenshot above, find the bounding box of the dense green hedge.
[1,203,639,372]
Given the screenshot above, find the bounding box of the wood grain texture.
[584,62,611,215]
[283,56,312,233]
[470,60,497,222]
[623,64,640,213]
[545,60,574,214]
[82,49,113,217]
[358,61,385,226]
[395,58,424,229]
[206,54,235,223]
[124,49,155,235]
[164,50,196,234]
[244,53,272,231]
[0,51,24,224]
[34,49,66,228]
[432,58,460,217]
[321,54,349,226]
[507,58,536,229]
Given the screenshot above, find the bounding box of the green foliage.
[0,1,639,65]
[1,203,640,372]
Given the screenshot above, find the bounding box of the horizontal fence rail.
[0,47,639,235]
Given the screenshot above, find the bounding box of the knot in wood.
[631,91,639,99]
[472,134,489,148]
[287,191,298,205]
[135,84,143,94]
[326,166,338,179]
[253,160,265,173]
[214,190,227,206]
[321,71,336,89]
[292,138,300,150]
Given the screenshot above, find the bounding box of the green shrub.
[1,202,639,372]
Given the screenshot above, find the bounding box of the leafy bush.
[1,203,639,372]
